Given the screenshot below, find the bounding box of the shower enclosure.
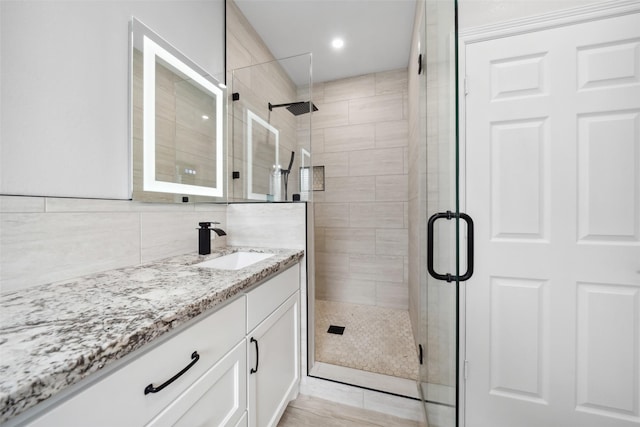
[229,3,464,424]
[229,54,313,203]
[412,1,463,426]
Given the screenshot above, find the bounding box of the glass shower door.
[417,1,468,426]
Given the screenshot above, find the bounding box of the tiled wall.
[0,196,227,293]
[311,70,410,310]
[226,202,310,374]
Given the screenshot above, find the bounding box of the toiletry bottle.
[269,165,282,201]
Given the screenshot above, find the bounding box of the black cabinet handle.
[144,351,200,395]
[250,337,259,374]
[427,211,474,282]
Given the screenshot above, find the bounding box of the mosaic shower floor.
[315,300,419,381]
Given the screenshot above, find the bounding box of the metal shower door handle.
[427,211,474,282]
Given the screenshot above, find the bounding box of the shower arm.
[269,102,303,110]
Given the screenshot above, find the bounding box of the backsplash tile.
[0,196,228,293]
[1,210,140,293]
[0,196,45,213]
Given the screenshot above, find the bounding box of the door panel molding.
[460,6,640,427]
[459,0,640,43]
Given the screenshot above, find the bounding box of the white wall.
[458,0,604,29]
[0,0,225,199]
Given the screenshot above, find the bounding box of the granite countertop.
[0,246,304,424]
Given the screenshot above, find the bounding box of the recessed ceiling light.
[202,115,209,120]
[331,38,344,49]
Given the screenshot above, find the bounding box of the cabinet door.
[22,297,246,427]
[248,292,300,427]
[146,340,247,427]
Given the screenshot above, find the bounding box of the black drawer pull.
[250,337,259,374]
[144,351,200,395]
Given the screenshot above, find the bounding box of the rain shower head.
[268,101,318,116]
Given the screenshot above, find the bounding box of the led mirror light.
[142,35,224,197]
[246,109,279,201]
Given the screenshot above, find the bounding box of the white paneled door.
[465,11,640,427]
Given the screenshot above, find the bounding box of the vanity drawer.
[24,296,246,427]
[246,264,299,333]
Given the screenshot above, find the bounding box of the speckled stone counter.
[0,246,303,424]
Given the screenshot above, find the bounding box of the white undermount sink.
[195,251,275,270]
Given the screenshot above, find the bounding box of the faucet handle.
[198,221,221,229]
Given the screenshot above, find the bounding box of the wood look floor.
[277,395,423,427]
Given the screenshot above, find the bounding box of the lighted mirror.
[130,18,226,202]
[246,109,279,201]
[299,148,311,201]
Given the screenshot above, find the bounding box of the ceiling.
[234,0,417,86]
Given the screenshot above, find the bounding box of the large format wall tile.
[376,120,409,148]
[376,175,409,201]
[324,124,375,153]
[324,228,376,255]
[0,196,45,213]
[349,94,404,125]
[226,202,306,249]
[312,69,409,309]
[349,202,405,229]
[376,69,408,96]
[315,203,350,228]
[1,211,140,292]
[324,74,376,103]
[324,176,376,202]
[140,210,225,263]
[348,148,405,177]
[313,101,350,129]
[0,196,229,293]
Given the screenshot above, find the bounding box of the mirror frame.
[246,109,279,201]
[131,18,226,200]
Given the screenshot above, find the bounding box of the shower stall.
[412,1,461,425]
[229,2,462,425]
[229,54,313,204]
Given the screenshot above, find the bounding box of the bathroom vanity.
[0,247,303,427]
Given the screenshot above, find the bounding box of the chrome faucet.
[198,222,226,255]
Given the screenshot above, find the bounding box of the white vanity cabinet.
[11,261,301,427]
[20,296,247,427]
[246,265,300,427]
[145,341,247,427]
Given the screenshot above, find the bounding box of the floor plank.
[277,395,423,427]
